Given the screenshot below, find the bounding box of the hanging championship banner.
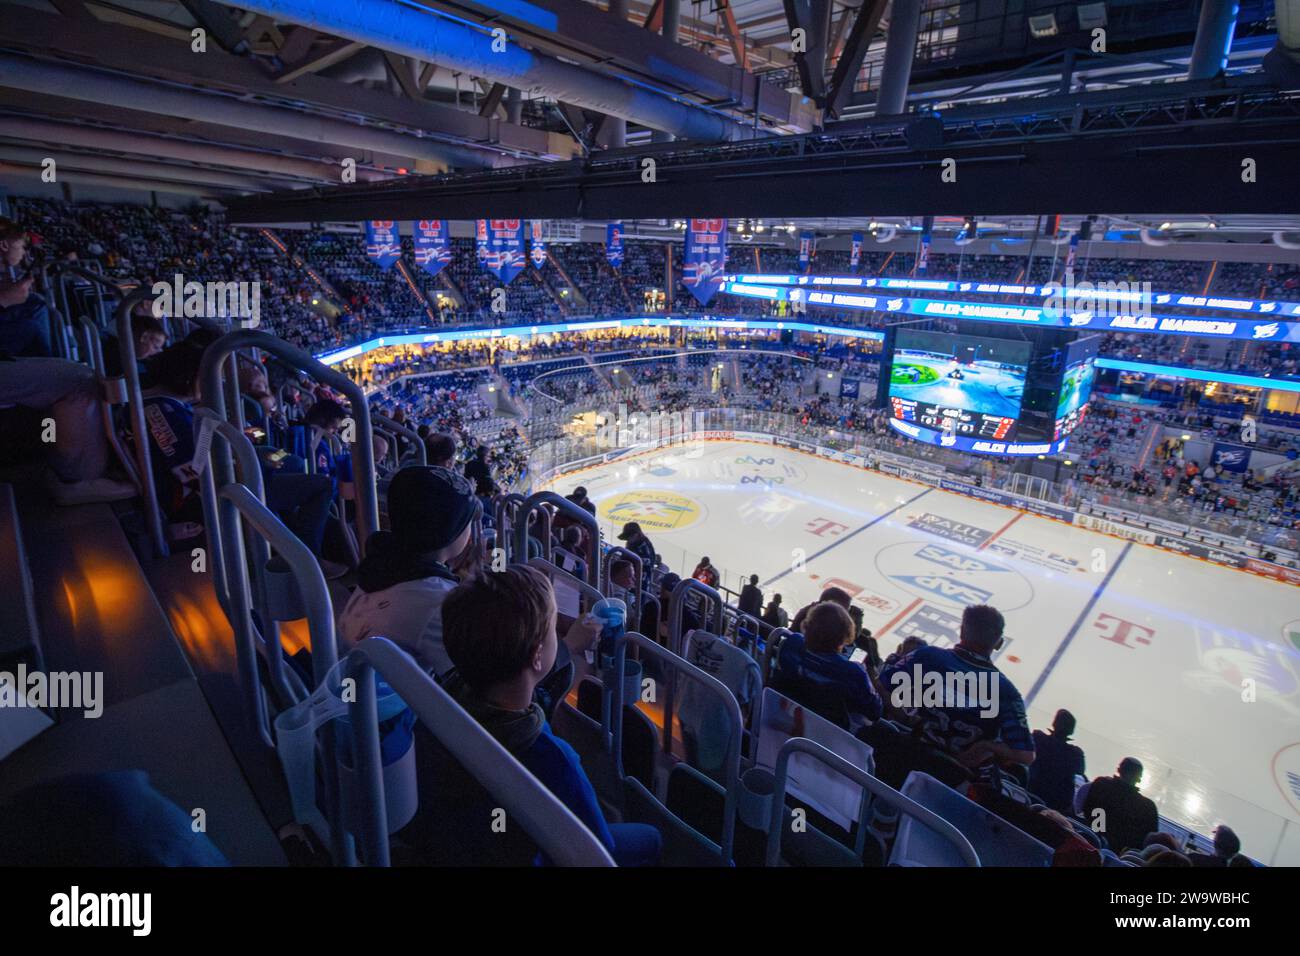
[917,236,931,274]
[1065,233,1079,275]
[475,219,489,269]
[529,220,547,268]
[684,218,727,305]
[485,219,525,285]
[606,221,624,269]
[850,232,863,269]
[412,220,452,278]
[364,220,401,272]
[799,231,814,268]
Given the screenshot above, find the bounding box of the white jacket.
[337,575,458,677]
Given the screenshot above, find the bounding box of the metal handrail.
[513,490,600,589]
[341,637,616,867]
[195,409,307,707]
[525,557,606,611]
[662,576,725,755]
[610,631,741,865]
[114,288,169,554]
[372,412,428,467]
[764,737,980,868]
[198,330,380,555]
[494,491,527,558]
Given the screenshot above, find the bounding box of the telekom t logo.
[1093,613,1155,649]
[805,518,849,538]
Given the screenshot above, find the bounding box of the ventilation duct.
[231,0,752,142]
[0,117,390,183]
[0,53,513,170]
[0,145,274,192]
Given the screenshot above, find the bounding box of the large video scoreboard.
[880,325,1099,456]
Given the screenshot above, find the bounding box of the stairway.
[0,473,286,864]
[525,266,567,316]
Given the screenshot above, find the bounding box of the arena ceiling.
[1,0,1298,238]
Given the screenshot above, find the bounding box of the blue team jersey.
[288,424,348,479]
[880,644,1033,757]
[142,395,199,519]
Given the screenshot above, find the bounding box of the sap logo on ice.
[915,543,1000,572]
[1252,322,1280,340]
[50,886,151,936]
[892,575,993,606]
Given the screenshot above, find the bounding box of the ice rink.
[547,439,1300,865]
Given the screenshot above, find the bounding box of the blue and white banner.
[840,377,860,400]
[475,219,489,268]
[412,220,452,278]
[1065,233,1079,275]
[798,231,814,268]
[1211,442,1252,473]
[721,273,1300,316]
[850,232,863,270]
[917,236,930,274]
[720,282,1300,343]
[684,218,727,305]
[606,221,624,269]
[529,220,547,268]
[485,219,526,285]
[364,220,401,272]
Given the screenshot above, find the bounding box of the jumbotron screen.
[888,329,1031,440]
[1053,337,1100,440]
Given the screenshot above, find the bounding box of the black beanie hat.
[387,465,478,552]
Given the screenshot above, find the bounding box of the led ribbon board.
[718,281,1300,342]
[888,418,1071,456]
[724,274,1300,317]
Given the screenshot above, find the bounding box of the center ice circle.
[874,539,1035,611]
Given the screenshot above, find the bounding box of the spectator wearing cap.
[1028,709,1087,815]
[617,520,657,569]
[338,465,480,676]
[565,485,596,515]
[0,218,52,357]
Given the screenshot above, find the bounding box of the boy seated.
[440,564,661,866]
